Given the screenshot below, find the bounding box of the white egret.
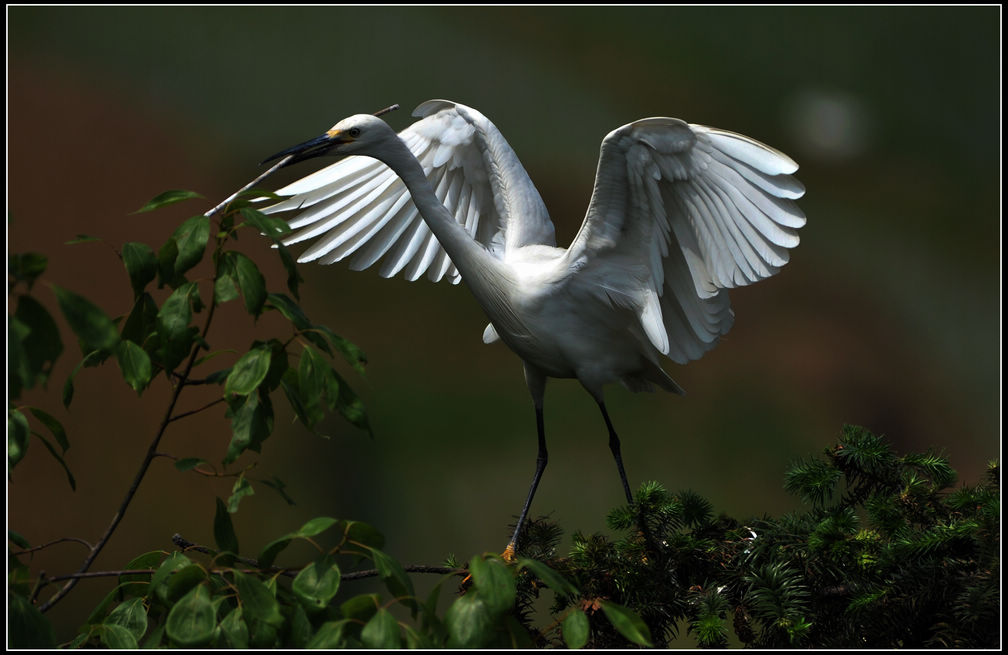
[260,100,806,558]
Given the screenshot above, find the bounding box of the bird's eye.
[348,128,361,138]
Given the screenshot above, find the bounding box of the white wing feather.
[567,118,806,363]
[260,99,556,284]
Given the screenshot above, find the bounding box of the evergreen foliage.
[8,191,999,648]
[525,425,1000,648]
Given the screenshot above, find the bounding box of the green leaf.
[280,371,313,429]
[165,584,215,647]
[307,620,351,648]
[99,623,138,649]
[296,344,327,426]
[10,252,48,289]
[516,558,578,596]
[135,189,205,214]
[226,475,255,513]
[105,597,148,641]
[155,281,199,371]
[121,242,158,297]
[238,207,291,240]
[173,457,206,472]
[218,607,249,649]
[60,351,97,409]
[9,316,33,399]
[260,476,296,505]
[600,600,653,647]
[53,284,121,355]
[563,610,590,649]
[225,346,272,396]
[171,215,211,277]
[120,292,159,348]
[29,430,76,490]
[330,369,372,435]
[248,618,280,649]
[316,325,368,374]
[116,339,152,394]
[266,293,311,330]
[288,603,313,649]
[404,624,433,649]
[367,547,416,610]
[299,516,341,537]
[224,392,273,465]
[119,550,166,590]
[469,554,515,615]
[8,592,57,648]
[361,608,401,649]
[233,571,283,628]
[340,594,380,623]
[9,529,31,549]
[214,272,239,304]
[445,592,493,648]
[8,408,30,470]
[164,565,207,603]
[149,552,193,604]
[276,244,302,299]
[12,295,64,396]
[223,251,267,316]
[345,520,385,550]
[213,497,239,554]
[26,407,68,452]
[257,517,340,569]
[156,238,182,288]
[260,339,289,391]
[292,555,342,613]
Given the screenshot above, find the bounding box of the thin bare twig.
[167,397,226,423]
[12,536,94,556]
[203,155,293,219]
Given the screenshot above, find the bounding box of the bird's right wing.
[566,118,806,364]
[260,100,556,284]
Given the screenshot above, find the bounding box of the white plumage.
[260,99,806,556]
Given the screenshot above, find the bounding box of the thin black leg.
[598,402,633,504]
[505,406,546,559]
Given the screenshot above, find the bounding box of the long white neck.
[374,134,512,291]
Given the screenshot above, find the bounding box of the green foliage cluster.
[8,189,646,649]
[10,189,369,502]
[520,425,999,648]
[7,190,998,649]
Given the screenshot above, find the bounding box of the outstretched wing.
[566,118,806,364]
[260,99,556,284]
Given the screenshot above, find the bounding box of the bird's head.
[262,111,397,167]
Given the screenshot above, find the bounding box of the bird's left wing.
[565,118,806,363]
[260,100,555,284]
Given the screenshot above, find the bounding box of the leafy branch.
[9,184,373,616]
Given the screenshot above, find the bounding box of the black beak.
[261,133,340,167]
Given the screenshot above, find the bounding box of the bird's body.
[261,99,805,555]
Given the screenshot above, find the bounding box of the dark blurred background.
[9,6,999,641]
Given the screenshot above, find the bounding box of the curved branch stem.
[168,397,226,423]
[39,295,220,613]
[13,536,94,556]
